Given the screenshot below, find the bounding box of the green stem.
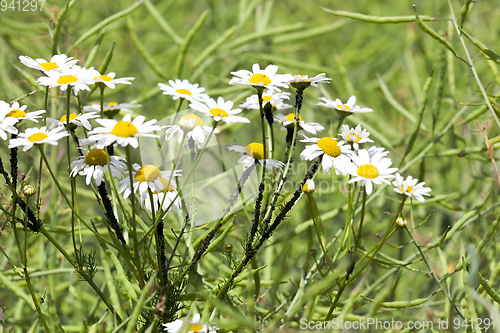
[306,193,334,272]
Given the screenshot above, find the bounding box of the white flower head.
[289,73,331,90]
[8,126,69,151]
[1,101,45,125]
[19,54,78,73]
[37,66,94,95]
[317,96,374,118]
[83,100,141,118]
[139,177,181,213]
[70,147,127,185]
[240,91,293,110]
[346,148,398,195]
[118,164,182,199]
[274,113,324,135]
[300,136,352,175]
[164,113,219,145]
[302,179,315,193]
[91,70,135,89]
[229,63,293,92]
[158,79,209,103]
[87,114,160,148]
[392,173,431,202]
[190,97,250,124]
[0,101,18,140]
[368,145,389,158]
[163,313,219,333]
[228,142,284,171]
[339,124,373,150]
[48,112,99,130]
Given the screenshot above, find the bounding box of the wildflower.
[48,112,99,130]
[392,173,431,202]
[300,136,351,174]
[91,70,135,89]
[289,73,331,90]
[139,177,181,213]
[70,148,127,185]
[2,101,45,124]
[302,179,315,193]
[158,79,209,103]
[18,54,78,72]
[37,66,94,95]
[368,145,389,158]
[164,113,218,145]
[83,101,141,118]
[338,124,373,150]
[229,63,292,92]
[163,313,218,333]
[0,102,19,140]
[8,126,69,151]
[396,216,407,228]
[346,148,398,195]
[240,91,293,110]
[274,113,324,135]
[317,96,373,118]
[87,114,160,148]
[190,97,250,124]
[228,142,284,171]
[22,185,36,197]
[118,164,181,199]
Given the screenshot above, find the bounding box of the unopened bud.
[396,216,407,228]
[302,179,315,193]
[22,185,36,197]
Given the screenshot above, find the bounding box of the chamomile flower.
[300,136,351,174]
[83,101,141,118]
[302,179,315,193]
[289,73,331,90]
[275,113,324,135]
[37,66,94,95]
[19,54,78,72]
[346,148,398,195]
[70,148,127,185]
[339,124,373,150]
[368,146,389,158]
[228,142,284,171]
[48,112,99,130]
[190,97,250,124]
[118,164,182,199]
[240,91,293,110]
[91,70,135,89]
[392,173,431,202]
[317,96,374,118]
[1,102,45,125]
[8,126,69,151]
[87,114,160,148]
[229,63,292,92]
[0,103,18,140]
[139,177,181,213]
[163,313,219,333]
[158,79,209,103]
[164,113,219,144]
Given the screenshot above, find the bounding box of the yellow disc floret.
[110,121,138,138]
[262,96,272,103]
[60,113,78,123]
[402,185,413,193]
[152,177,175,194]
[249,74,271,86]
[57,75,78,84]
[189,323,203,332]
[357,164,379,179]
[209,108,229,117]
[179,114,204,131]
[95,75,112,82]
[6,109,26,118]
[84,149,108,166]
[347,134,361,143]
[134,165,162,183]
[317,137,341,157]
[40,62,58,71]
[28,133,48,142]
[176,89,192,95]
[245,142,267,160]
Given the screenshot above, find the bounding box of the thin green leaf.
[321,7,436,23]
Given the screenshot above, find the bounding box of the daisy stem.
[35,87,50,215]
[66,88,79,259]
[100,85,105,118]
[149,191,166,286]
[306,193,335,272]
[336,116,345,133]
[257,89,268,179]
[171,98,184,125]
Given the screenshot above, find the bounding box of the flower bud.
[22,185,36,197]
[302,179,315,193]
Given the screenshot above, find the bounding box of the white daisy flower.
[163,313,218,333]
[164,113,219,145]
[229,63,292,92]
[275,113,324,135]
[37,66,94,95]
[87,114,160,148]
[339,124,373,150]
[0,102,18,140]
[368,146,389,158]
[48,112,99,130]
[18,54,78,72]
[240,91,293,110]
[190,97,250,124]
[2,101,45,124]
[70,147,127,185]
[91,70,135,89]
[139,177,181,213]
[158,79,209,103]
[8,126,69,151]
[300,136,352,175]
[392,173,431,203]
[289,73,331,90]
[83,100,141,118]
[118,164,181,199]
[346,148,398,195]
[302,179,315,193]
[317,96,374,117]
[228,142,284,171]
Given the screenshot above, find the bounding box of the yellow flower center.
[110,121,138,138]
[109,102,118,106]
[249,74,271,86]
[28,133,48,142]
[347,134,361,143]
[402,185,414,193]
[317,137,341,157]
[262,96,272,103]
[6,109,26,118]
[57,75,78,84]
[60,113,78,123]
[152,177,175,194]
[357,164,379,179]
[134,165,162,183]
[302,184,309,191]
[284,113,303,123]
[40,62,58,70]
[84,149,108,166]
[176,89,192,95]
[244,142,267,160]
[189,323,203,332]
[209,108,229,117]
[179,114,204,131]
[95,74,112,82]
